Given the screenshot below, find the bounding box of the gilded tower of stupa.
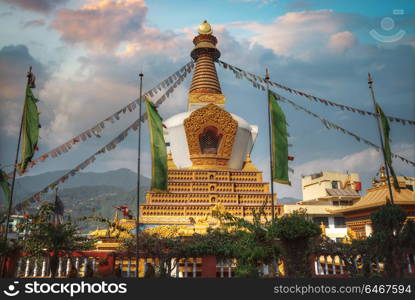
[139,21,282,227]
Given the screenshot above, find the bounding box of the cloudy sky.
[0,0,414,200]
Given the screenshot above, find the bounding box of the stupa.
[139,21,282,227]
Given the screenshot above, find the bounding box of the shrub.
[269,209,321,277]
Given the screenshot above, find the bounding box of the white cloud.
[51,0,188,58]
[157,84,188,117]
[1,100,20,136]
[327,31,356,53]
[51,0,147,53]
[229,10,357,60]
[39,75,138,146]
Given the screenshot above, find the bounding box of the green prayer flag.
[0,169,10,207]
[19,85,40,174]
[146,99,168,192]
[376,103,400,192]
[269,91,290,185]
[0,170,10,224]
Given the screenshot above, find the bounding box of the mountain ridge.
[0,168,150,206]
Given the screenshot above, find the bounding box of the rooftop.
[330,185,415,214]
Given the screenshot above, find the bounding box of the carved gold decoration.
[89,212,135,249]
[184,104,237,168]
[188,92,225,105]
[144,224,191,238]
[167,151,177,169]
[242,154,258,171]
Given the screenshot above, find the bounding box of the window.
[199,126,222,154]
[331,181,339,189]
[310,172,323,179]
[334,217,346,228]
[313,217,328,227]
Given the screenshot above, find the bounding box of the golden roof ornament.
[167,151,177,169]
[198,20,212,35]
[379,166,386,184]
[242,153,258,171]
[320,221,326,236]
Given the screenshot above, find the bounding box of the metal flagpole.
[54,187,59,225]
[1,67,33,278]
[265,68,275,222]
[135,72,144,277]
[368,73,394,205]
[3,67,33,243]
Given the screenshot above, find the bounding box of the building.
[139,21,282,228]
[331,166,415,238]
[301,171,361,206]
[0,215,25,240]
[280,171,362,241]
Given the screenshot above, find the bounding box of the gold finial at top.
[198,20,213,35]
[371,177,378,187]
[242,153,258,171]
[379,166,386,184]
[167,151,177,169]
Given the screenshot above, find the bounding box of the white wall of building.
[302,172,360,202]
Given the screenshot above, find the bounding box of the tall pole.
[368,73,394,205]
[265,68,275,222]
[3,66,32,243]
[135,72,143,277]
[1,67,32,278]
[54,187,58,225]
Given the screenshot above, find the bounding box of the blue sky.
[0,0,414,200]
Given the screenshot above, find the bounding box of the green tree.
[209,207,280,277]
[122,232,184,277]
[368,204,415,278]
[269,208,321,277]
[17,203,94,277]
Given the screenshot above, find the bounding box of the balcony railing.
[3,251,415,278]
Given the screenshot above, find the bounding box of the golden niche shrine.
[139,21,282,228]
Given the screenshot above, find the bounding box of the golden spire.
[242,153,258,171]
[188,20,225,110]
[113,209,119,225]
[320,221,326,236]
[167,151,177,169]
[379,166,386,185]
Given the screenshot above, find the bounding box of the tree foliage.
[16,203,94,277]
[268,208,321,277]
[367,204,415,277]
